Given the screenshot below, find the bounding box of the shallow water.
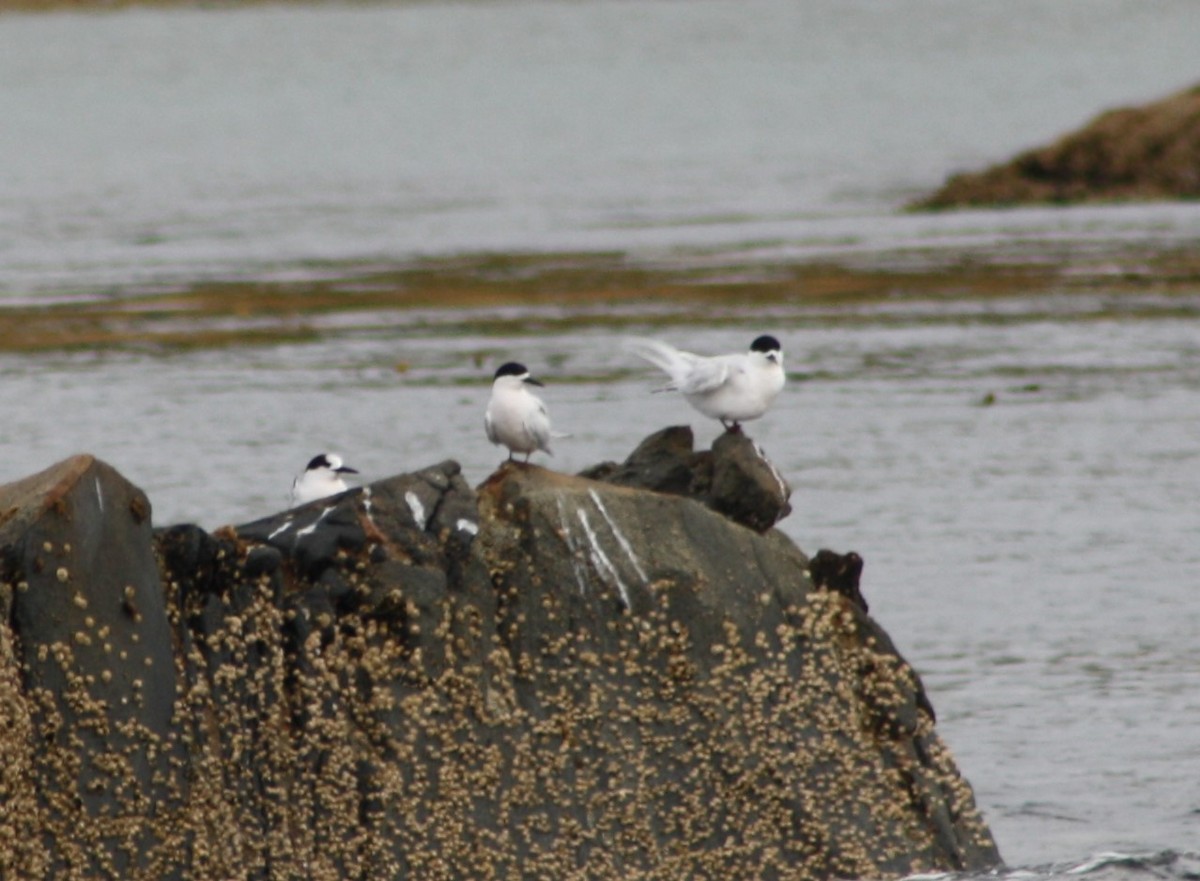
[3,0,1200,874]
[3,0,1200,297]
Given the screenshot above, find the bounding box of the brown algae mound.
[915,84,1200,209]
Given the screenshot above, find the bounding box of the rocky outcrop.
[914,83,1200,208]
[580,425,792,533]
[0,456,182,880]
[0,436,1002,880]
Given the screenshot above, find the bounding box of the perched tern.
[485,361,556,462]
[291,453,359,506]
[627,334,785,432]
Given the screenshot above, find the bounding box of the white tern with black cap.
[626,334,785,431]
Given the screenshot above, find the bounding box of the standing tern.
[626,334,785,432]
[485,362,557,462]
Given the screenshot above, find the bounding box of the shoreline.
[2,243,1199,353]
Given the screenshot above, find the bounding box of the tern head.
[493,361,544,388]
[749,334,783,366]
[305,453,359,475]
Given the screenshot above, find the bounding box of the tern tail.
[625,337,691,384]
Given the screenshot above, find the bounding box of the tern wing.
[676,357,729,395]
[526,400,554,455]
[484,410,499,446]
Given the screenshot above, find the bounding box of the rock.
[0,455,183,879]
[808,549,940,725]
[579,424,710,496]
[914,83,1200,208]
[708,429,793,531]
[0,441,1002,880]
[581,425,792,532]
[810,547,869,613]
[476,463,996,876]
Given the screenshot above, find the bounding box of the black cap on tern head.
[305,453,358,474]
[750,335,782,354]
[494,361,544,386]
[494,361,529,379]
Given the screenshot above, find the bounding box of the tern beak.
[524,376,545,387]
[336,466,359,474]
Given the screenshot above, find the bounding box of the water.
[2,0,1200,876]
[3,0,1200,297]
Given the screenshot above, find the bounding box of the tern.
[626,334,785,432]
[291,453,359,506]
[485,361,556,462]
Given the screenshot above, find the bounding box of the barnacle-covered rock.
[0,455,183,880]
[0,445,1001,880]
[475,462,996,877]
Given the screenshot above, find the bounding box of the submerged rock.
[0,439,1001,880]
[914,83,1200,208]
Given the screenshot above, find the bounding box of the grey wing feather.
[677,358,729,395]
[626,336,714,392]
[527,401,554,454]
[625,337,689,382]
[484,411,499,445]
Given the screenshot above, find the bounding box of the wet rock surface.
[580,425,792,532]
[1,441,1001,880]
[914,83,1200,208]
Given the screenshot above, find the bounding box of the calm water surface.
[2,0,1200,296]
[2,0,1200,876]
